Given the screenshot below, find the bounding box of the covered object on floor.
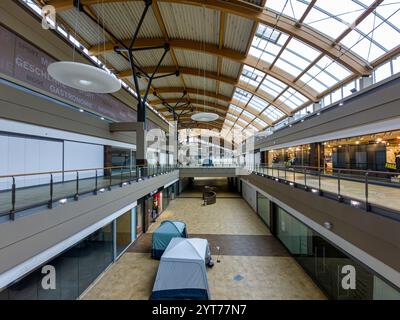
[150,237,211,300]
[151,220,188,259]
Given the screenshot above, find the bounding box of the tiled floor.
[82,178,325,300]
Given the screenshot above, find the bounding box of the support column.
[135,122,147,167]
[359,75,373,90]
[309,142,324,168]
[104,145,113,176]
[313,101,322,113]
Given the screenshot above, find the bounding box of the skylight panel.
[266,0,308,21]
[233,88,251,104]
[304,8,348,39]
[263,105,285,121]
[236,118,248,126]
[253,117,268,128]
[299,73,327,93]
[248,96,268,112]
[255,24,282,44]
[240,65,265,87]
[229,104,242,113]
[341,30,385,62]
[286,38,320,61]
[247,124,258,132]
[279,49,311,71]
[224,119,234,127]
[279,88,307,109]
[274,59,302,78]
[250,24,289,65]
[242,110,255,120]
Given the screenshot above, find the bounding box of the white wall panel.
[0,134,63,190]
[241,179,257,212]
[63,141,104,181]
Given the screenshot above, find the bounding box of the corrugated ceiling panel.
[189,94,229,106]
[224,14,254,54]
[152,75,183,88]
[159,2,219,45]
[221,58,241,78]
[59,9,100,46]
[219,82,235,98]
[191,104,227,113]
[101,52,130,72]
[133,50,175,67]
[91,2,163,39]
[182,75,216,92]
[126,79,148,91]
[174,49,218,72]
[155,92,187,100]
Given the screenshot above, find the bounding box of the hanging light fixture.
[48,62,121,93]
[47,0,121,93]
[191,112,219,122]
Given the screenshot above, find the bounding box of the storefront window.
[275,206,400,299]
[1,222,114,300]
[257,192,270,227]
[116,211,132,256]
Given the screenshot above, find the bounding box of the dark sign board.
[0,23,162,130]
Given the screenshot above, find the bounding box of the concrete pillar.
[359,76,373,90]
[104,145,113,176]
[109,122,147,167]
[313,101,322,113]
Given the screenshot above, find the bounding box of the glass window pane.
[116,210,132,256]
[374,61,392,83]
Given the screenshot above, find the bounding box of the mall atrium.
[0,0,400,301]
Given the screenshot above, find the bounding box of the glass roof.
[265,1,400,63]
[226,0,400,136]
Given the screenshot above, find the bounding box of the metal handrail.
[267,164,400,177]
[254,164,400,215]
[0,165,179,221]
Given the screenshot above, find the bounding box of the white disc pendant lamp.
[48,61,121,93]
[191,112,219,122]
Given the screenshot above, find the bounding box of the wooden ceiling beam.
[145,87,231,102]
[100,38,317,99]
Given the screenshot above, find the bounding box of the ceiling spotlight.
[323,222,333,230]
[59,198,68,205]
[79,109,84,113]
[100,117,105,121]
[339,102,344,106]
[350,200,361,207]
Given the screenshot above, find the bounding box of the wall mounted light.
[323,222,333,230]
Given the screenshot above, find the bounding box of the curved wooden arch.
[159,105,226,115]
[151,98,227,110]
[51,0,370,76]
[127,66,292,114]
[145,87,231,102]
[119,66,237,85]
[89,38,318,100]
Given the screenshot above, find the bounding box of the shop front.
[0,202,139,300]
[271,205,400,300]
[266,129,400,176]
[143,187,164,232]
